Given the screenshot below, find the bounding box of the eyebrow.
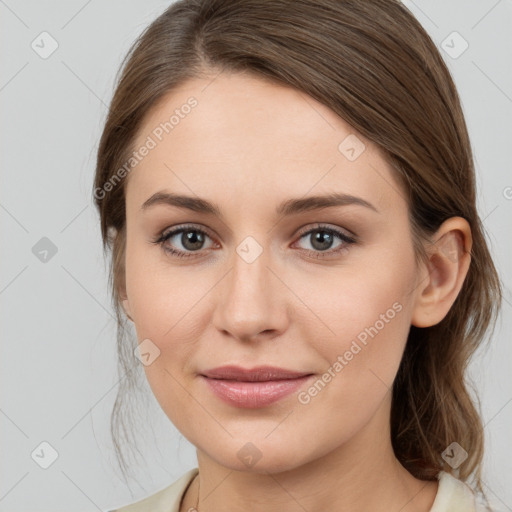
[141,191,379,217]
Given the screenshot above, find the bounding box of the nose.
[212,242,290,343]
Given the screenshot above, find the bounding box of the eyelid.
[294,222,357,242]
[158,222,216,240]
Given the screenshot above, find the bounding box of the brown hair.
[94,0,502,501]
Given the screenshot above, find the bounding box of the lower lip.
[201,375,314,408]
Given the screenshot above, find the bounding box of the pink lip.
[200,365,314,408]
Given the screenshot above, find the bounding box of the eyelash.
[151,223,357,260]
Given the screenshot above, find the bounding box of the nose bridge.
[213,236,286,340]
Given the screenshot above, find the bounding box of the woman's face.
[123,71,425,472]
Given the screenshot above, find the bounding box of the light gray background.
[1,1,511,510]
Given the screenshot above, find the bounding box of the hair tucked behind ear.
[94,0,502,501]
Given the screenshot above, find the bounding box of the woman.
[95,1,502,511]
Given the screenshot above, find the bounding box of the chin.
[197,434,317,475]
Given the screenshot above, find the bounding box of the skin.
[121,71,472,512]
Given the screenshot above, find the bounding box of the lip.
[200,365,314,408]
[202,365,312,381]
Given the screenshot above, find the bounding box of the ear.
[411,217,472,328]
[112,226,133,321]
[119,284,134,321]
[121,298,134,322]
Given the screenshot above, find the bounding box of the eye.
[152,224,216,258]
[293,224,356,258]
[152,223,357,260]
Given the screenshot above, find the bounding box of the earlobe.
[411,217,472,328]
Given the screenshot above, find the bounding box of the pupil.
[312,230,333,251]
[183,230,204,251]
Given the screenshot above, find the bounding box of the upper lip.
[201,365,313,382]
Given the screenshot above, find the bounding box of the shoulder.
[108,467,199,512]
[429,471,479,512]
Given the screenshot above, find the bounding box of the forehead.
[127,72,405,215]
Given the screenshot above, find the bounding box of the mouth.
[201,365,313,381]
[200,365,315,408]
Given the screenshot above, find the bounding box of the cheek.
[291,264,415,451]
[124,242,215,412]
[125,238,207,339]
[302,246,416,391]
